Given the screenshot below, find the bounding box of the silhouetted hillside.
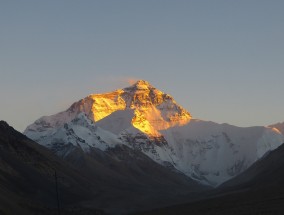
[0,121,208,215]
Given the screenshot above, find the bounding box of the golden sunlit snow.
[84,80,191,137]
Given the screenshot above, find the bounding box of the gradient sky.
[1,0,284,131]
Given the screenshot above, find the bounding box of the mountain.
[0,120,101,215]
[220,140,284,189]
[1,121,206,215]
[24,80,284,186]
[269,121,284,135]
[25,80,190,139]
[135,142,284,215]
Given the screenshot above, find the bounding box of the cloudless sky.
[1,0,284,131]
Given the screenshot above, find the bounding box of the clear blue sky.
[1,0,284,131]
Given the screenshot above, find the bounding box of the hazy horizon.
[1,0,284,131]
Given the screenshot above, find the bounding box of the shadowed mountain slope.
[0,120,103,215]
[134,143,284,215]
[0,121,208,215]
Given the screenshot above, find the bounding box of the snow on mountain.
[24,80,284,186]
[159,120,284,186]
[26,112,122,155]
[269,122,284,135]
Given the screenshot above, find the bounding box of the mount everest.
[24,80,284,186]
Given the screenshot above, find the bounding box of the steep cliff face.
[121,80,191,136]
[24,80,284,186]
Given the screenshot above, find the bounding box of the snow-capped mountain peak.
[124,80,153,90]
[25,80,191,138]
[24,80,284,186]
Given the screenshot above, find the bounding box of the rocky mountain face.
[24,80,284,186]
[1,121,206,215]
[25,80,190,138]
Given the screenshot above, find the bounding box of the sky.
[0,0,284,132]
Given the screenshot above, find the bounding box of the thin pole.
[54,170,61,215]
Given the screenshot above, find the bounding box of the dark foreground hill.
[0,121,207,215]
[134,144,284,215]
[0,121,103,215]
